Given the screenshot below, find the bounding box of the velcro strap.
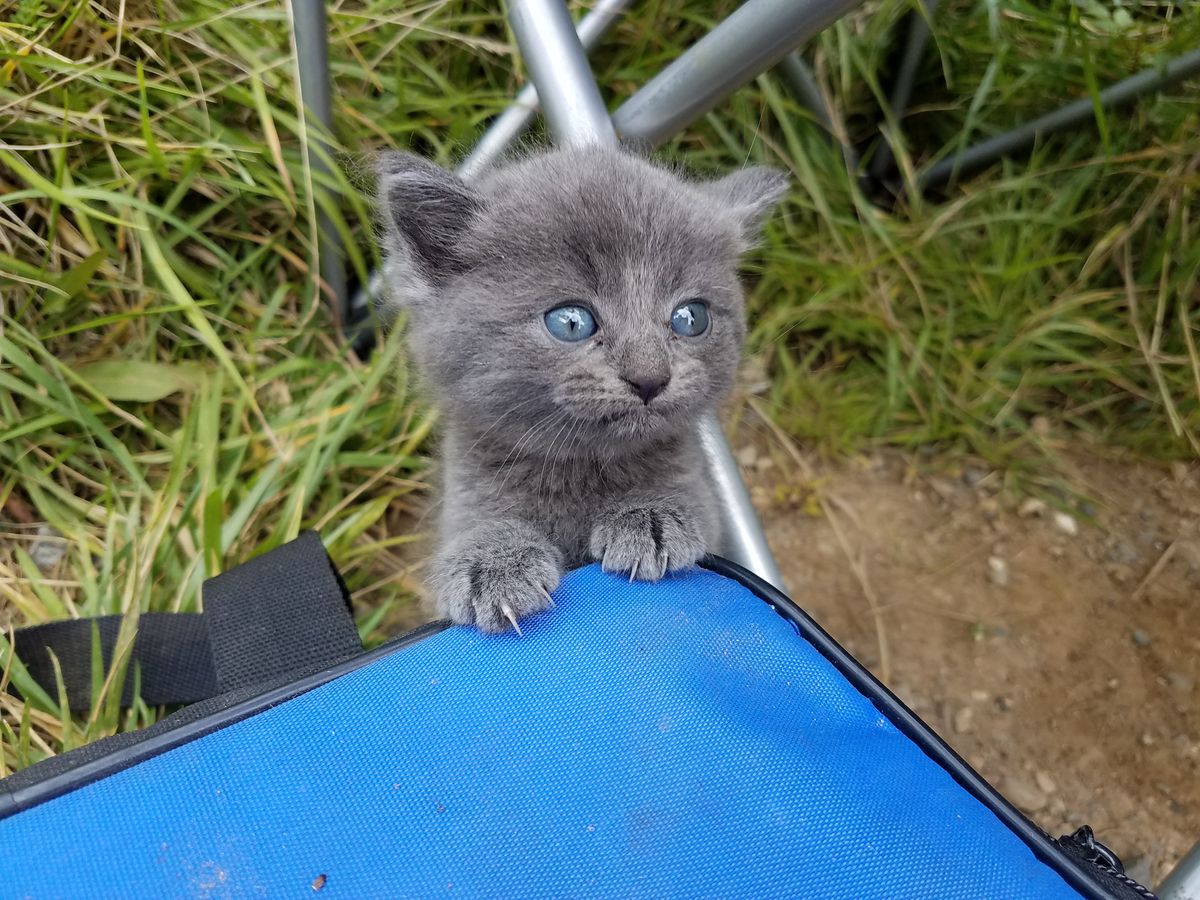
[9,531,360,710]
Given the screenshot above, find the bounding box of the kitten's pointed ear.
[376,152,482,305]
[698,166,789,249]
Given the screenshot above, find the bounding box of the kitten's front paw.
[590,503,707,581]
[430,522,562,634]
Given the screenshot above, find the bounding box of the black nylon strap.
[9,531,361,711]
[13,614,215,712]
[202,530,362,694]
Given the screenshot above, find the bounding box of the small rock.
[1168,672,1195,693]
[1052,512,1079,536]
[1106,541,1140,565]
[739,356,771,395]
[1105,563,1135,584]
[755,456,775,473]
[970,689,990,703]
[736,445,758,468]
[1171,461,1191,483]
[954,706,975,735]
[929,476,969,508]
[987,556,1010,586]
[1049,797,1067,818]
[1018,498,1047,518]
[30,524,66,571]
[979,497,1000,522]
[995,696,1013,712]
[1035,770,1058,795]
[1003,776,1048,813]
[1049,544,1065,559]
[1139,732,1156,746]
[1031,415,1052,436]
[1132,629,1152,647]
[963,465,987,487]
[1107,678,1120,691]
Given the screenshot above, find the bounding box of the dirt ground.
[741,445,1199,888]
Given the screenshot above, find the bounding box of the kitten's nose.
[624,375,670,405]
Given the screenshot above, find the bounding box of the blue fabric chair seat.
[0,564,1082,898]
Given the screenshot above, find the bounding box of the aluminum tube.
[459,0,631,181]
[697,414,787,591]
[869,0,940,180]
[1160,842,1200,900]
[506,0,618,147]
[611,0,867,150]
[779,52,835,134]
[920,47,1200,189]
[291,0,349,320]
[779,51,860,175]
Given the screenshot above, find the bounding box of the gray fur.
[377,147,786,632]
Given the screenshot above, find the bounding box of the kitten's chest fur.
[441,426,699,565]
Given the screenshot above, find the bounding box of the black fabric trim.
[700,555,1154,900]
[0,621,449,820]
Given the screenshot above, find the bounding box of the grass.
[0,0,1198,771]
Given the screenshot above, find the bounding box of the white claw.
[601,548,613,572]
[658,550,669,578]
[537,585,556,608]
[629,559,639,583]
[499,603,523,636]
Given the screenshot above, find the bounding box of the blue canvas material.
[1,565,1080,899]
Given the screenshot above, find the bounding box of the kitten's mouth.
[572,402,675,435]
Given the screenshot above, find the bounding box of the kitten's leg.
[589,490,715,582]
[429,519,562,634]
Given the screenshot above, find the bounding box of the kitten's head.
[377,147,785,454]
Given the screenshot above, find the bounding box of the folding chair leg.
[507,0,617,147]
[290,0,349,320]
[868,0,940,181]
[779,52,861,176]
[918,47,1200,189]
[1160,841,1200,900]
[611,0,867,149]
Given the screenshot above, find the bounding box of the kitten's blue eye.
[670,300,710,337]
[544,305,597,342]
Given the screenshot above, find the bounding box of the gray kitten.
[377,147,785,633]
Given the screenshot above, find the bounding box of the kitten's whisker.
[465,395,542,455]
[489,408,570,498]
[538,413,576,501]
[540,415,586,518]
